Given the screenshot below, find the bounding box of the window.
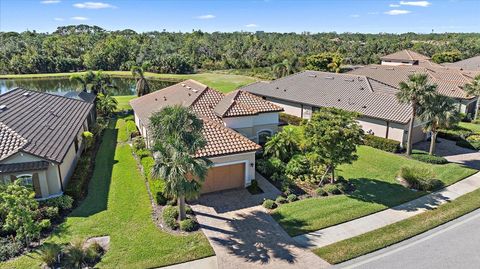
[258,130,272,146]
[17,174,33,189]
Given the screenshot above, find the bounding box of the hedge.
[363,134,401,153]
[279,113,303,126]
[410,150,448,164]
[141,156,167,205]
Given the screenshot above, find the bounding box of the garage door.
[201,163,245,194]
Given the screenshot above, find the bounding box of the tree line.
[1,24,480,75]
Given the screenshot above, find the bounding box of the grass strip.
[313,184,480,264]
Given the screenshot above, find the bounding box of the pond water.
[0,77,176,96]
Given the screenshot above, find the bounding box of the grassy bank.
[0,71,258,93]
[271,146,476,236]
[314,184,480,264]
[0,117,213,269]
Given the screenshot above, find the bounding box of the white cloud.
[245,23,258,28]
[41,0,60,4]
[71,16,89,21]
[389,4,401,7]
[54,17,65,21]
[384,9,412,15]
[368,12,380,15]
[73,2,115,9]
[350,14,360,18]
[196,14,215,19]
[399,1,431,7]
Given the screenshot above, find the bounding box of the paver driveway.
[191,174,329,269]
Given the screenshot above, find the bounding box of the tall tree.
[264,127,300,162]
[131,64,150,97]
[272,59,294,78]
[305,52,343,73]
[90,71,117,95]
[419,94,460,155]
[304,107,364,183]
[150,105,211,220]
[464,75,480,121]
[96,93,118,116]
[396,74,436,155]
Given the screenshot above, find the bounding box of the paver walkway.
[294,172,480,249]
[415,138,480,169]
[191,173,330,269]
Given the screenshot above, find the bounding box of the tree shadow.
[69,119,118,217]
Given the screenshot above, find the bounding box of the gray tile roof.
[241,70,413,124]
[0,88,93,163]
[349,65,475,99]
[51,91,96,103]
[444,55,480,71]
[0,161,50,174]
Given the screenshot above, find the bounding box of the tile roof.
[0,122,27,160]
[349,65,475,99]
[51,91,96,103]
[381,50,431,61]
[444,55,480,71]
[0,88,93,163]
[0,161,50,174]
[130,79,280,158]
[241,70,413,124]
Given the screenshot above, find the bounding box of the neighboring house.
[130,79,283,194]
[349,64,479,115]
[241,70,426,146]
[0,88,94,199]
[443,55,480,71]
[380,49,442,68]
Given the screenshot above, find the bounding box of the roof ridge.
[405,49,414,61]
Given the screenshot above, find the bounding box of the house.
[348,64,479,116]
[380,49,442,68]
[443,55,480,71]
[129,79,283,194]
[241,70,426,146]
[0,88,94,199]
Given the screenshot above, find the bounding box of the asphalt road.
[337,208,480,269]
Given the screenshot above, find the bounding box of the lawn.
[314,185,480,264]
[272,146,477,236]
[0,118,213,269]
[114,95,136,111]
[459,122,480,133]
[0,71,258,93]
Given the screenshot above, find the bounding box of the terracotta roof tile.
[0,122,27,161]
[381,50,431,61]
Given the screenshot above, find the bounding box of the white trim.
[256,129,274,143]
[211,159,249,187]
[35,192,63,201]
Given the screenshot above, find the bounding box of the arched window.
[258,130,273,146]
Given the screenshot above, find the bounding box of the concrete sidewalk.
[158,257,217,269]
[294,172,480,249]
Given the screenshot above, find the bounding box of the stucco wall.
[209,152,256,187]
[265,98,303,118]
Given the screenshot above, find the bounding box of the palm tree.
[419,94,460,155]
[464,75,480,121]
[396,74,437,155]
[90,71,117,95]
[272,59,295,78]
[263,128,300,162]
[131,64,150,97]
[150,105,211,220]
[70,74,89,92]
[96,93,118,117]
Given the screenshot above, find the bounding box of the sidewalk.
[294,172,480,249]
[158,257,217,269]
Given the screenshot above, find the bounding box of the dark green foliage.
[40,195,74,211]
[37,243,61,267]
[164,217,179,230]
[163,205,179,220]
[0,237,23,261]
[141,156,167,205]
[135,149,151,159]
[262,199,277,209]
[38,206,60,220]
[315,188,328,197]
[179,219,198,232]
[285,155,310,178]
[456,139,479,150]
[322,184,341,195]
[286,194,298,202]
[305,52,343,73]
[132,136,146,151]
[411,150,448,164]
[275,196,287,204]
[257,157,285,177]
[438,125,472,141]
[431,51,462,64]
[363,135,401,153]
[65,154,92,200]
[279,113,303,126]
[185,206,193,215]
[398,166,442,191]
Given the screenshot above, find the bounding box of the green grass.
[459,122,480,133]
[271,146,476,236]
[113,95,135,111]
[314,185,480,264]
[0,71,258,93]
[0,118,213,269]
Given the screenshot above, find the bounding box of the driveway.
[191,173,329,269]
[337,209,480,269]
[414,138,480,169]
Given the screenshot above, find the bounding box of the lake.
[0,77,176,96]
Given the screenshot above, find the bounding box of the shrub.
[37,243,61,267]
[0,238,23,262]
[164,217,179,230]
[438,126,471,141]
[132,136,146,151]
[85,242,104,264]
[398,166,441,191]
[40,219,52,230]
[466,134,480,150]
[155,192,168,206]
[163,205,179,220]
[38,206,60,220]
[323,183,341,195]
[275,196,287,204]
[185,206,193,215]
[279,113,303,126]
[179,219,197,232]
[411,150,448,164]
[65,154,92,200]
[135,149,151,159]
[363,135,401,153]
[262,199,277,209]
[336,181,348,193]
[286,194,298,202]
[268,157,286,174]
[40,195,74,211]
[125,120,138,139]
[285,155,310,178]
[315,188,328,196]
[141,156,167,205]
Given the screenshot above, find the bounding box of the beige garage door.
[201,163,245,194]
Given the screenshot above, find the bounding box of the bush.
[37,243,61,267]
[125,120,138,139]
[466,134,480,150]
[285,155,310,178]
[275,196,287,204]
[363,134,401,153]
[336,181,348,193]
[40,195,74,211]
[65,154,92,200]
[164,217,179,230]
[132,136,146,151]
[268,157,286,175]
[279,113,303,126]
[85,242,104,264]
[141,156,167,205]
[323,183,341,195]
[135,149,151,159]
[39,219,52,230]
[411,150,448,164]
[286,194,298,202]
[185,206,193,215]
[38,206,60,220]
[262,199,277,209]
[438,126,471,141]
[315,188,328,196]
[0,238,23,262]
[163,205,179,220]
[179,219,198,232]
[398,166,441,191]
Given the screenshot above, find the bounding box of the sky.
[0,0,479,33]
